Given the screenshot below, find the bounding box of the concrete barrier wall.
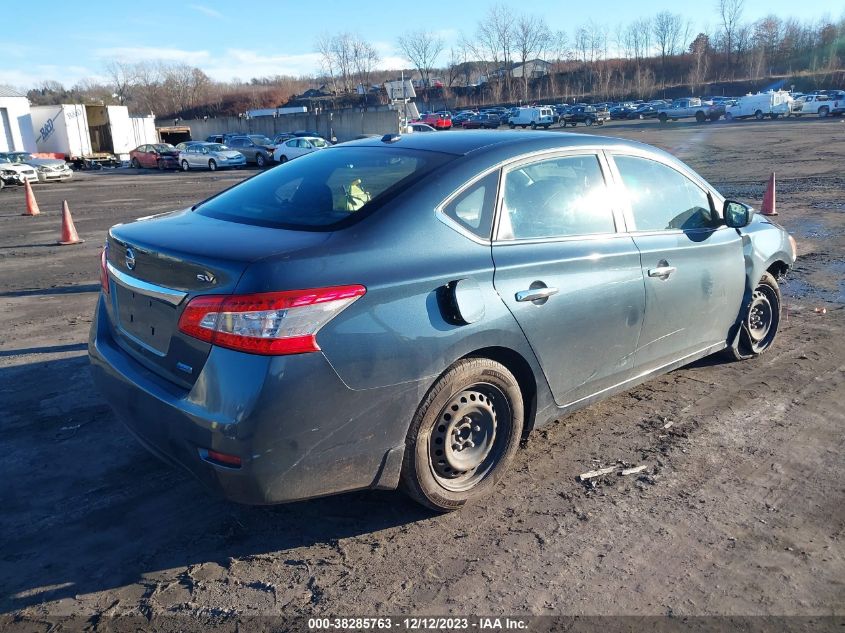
[157,110,399,143]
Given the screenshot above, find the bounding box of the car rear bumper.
[88,294,419,505]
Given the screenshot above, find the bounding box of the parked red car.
[418,113,452,129]
[129,144,180,170]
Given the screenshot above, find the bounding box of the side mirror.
[724,200,753,228]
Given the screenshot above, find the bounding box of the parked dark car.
[462,114,500,129]
[225,135,276,167]
[629,104,660,119]
[451,111,476,127]
[90,131,795,512]
[563,105,610,126]
[129,144,180,170]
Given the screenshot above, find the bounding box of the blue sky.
[3,0,840,89]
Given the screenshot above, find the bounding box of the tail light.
[100,245,109,295]
[177,285,366,355]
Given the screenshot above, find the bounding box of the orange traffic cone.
[760,172,777,216]
[57,200,83,245]
[22,179,40,216]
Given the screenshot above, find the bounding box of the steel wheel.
[428,385,508,492]
[401,358,524,511]
[724,273,781,360]
[743,286,777,353]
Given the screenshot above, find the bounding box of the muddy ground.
[0,118,843,631]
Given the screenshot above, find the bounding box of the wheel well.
[767,260,789,279]
[462,346,538,438]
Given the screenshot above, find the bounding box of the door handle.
[648,265,677,279]
[516,287,559,302]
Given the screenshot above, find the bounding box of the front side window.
[613,155,714,231]
[498,154,616,240]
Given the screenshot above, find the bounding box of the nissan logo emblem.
[125,247,136,270]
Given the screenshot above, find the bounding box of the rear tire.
[755,110,764,120]
[696,111,706,123]
[725,112,734,121]
[400,358,524,512]
[658,113,668,124]
[586,118,593,126]
[723,273,782,361]
[130,158,140,169]
[819,106,829,118]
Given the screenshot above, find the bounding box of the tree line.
[24,2,845,118]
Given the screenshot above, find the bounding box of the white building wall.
[0,96,37,152]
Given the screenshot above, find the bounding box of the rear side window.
[613,155,714,231]
[197,147,453,230]
[441,170,499,239]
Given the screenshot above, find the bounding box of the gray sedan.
[178,142,246,171]
[89,132,795,512]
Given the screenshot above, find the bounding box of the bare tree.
[653,12,684,84]
[397,30,445,103]
[352,38,380,108]
[470,5,516,101]
[514,14,551,100]
[718,0,744,65]
[104,61,137,105]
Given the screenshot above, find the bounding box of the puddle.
[810,201,845,211]
[781,275,845,305]
[791,221,844,240]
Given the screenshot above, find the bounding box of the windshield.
[207,144,226,151]
[311,138,328,148]
[196,146,453,230]
[154,144,175,151]
[249,136,273,145]
[11,153,33,162]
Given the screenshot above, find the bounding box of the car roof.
[340,130,657,157]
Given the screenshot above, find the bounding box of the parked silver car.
[1,151,72,182]
[179,143,246,171]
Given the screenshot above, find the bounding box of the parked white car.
[179,142,246,171]
[404,123,437,133]
[0,155,38,185]
[272,136,330,163]
[0,151,72,182]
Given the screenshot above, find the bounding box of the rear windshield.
[196,146,453,230]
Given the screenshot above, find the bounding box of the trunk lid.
[105,209,330,388]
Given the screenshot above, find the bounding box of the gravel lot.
[1,118,843,630]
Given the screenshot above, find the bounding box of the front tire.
[724,273,782,361]
[181,160,190,171]
[819,106,829,118]
[278,155,288,163]
[400,358,524,512]
[208,159,217,171]
[755,110,764,120]
[256,153,267,168]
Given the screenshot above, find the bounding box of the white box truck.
[724,91,796,121]
[30,104,137,167]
